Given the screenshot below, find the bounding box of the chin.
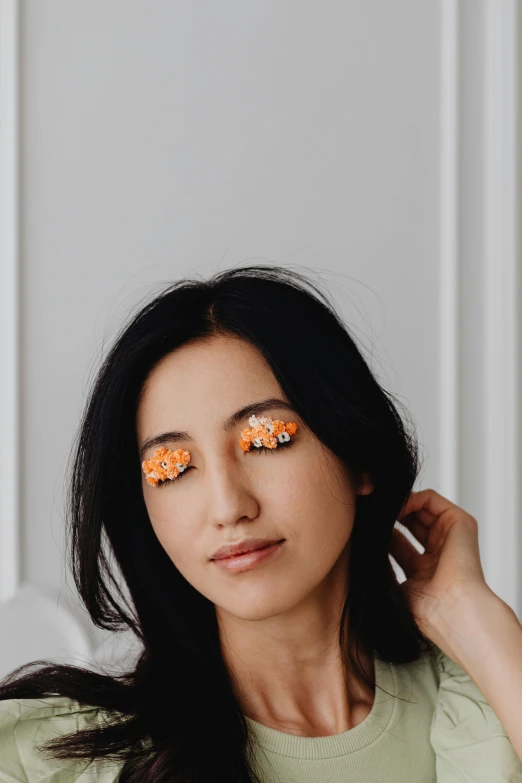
[218,584,305,621]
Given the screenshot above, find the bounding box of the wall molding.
[439,0,460,504]
[482,0,520,612]
[439,0,521,614]
[0,0,21,602]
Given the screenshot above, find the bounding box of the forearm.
[430,587,522,762]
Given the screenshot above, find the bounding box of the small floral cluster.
[141,446,191,486]
[239,415,298,452]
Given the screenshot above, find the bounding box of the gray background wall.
[0,0,520,677]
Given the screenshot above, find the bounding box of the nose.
[205,457,259,529]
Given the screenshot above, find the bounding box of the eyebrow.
[139,397,298,460]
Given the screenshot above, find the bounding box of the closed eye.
[154,440,293,487]
[155,465,194,488]
[247,440,293,454]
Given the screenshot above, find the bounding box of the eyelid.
[239,416,298,452]
[142,446,191,487]
[155,465,194,488]
[155,440,293,486]
[246,440,293,453]
[144,417,297,486]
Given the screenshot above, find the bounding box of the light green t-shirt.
[1,645,521,782]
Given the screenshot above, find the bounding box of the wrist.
[427,584,509,671]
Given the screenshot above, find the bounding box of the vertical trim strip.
[482,0,520,612]
[0,0,21,601]
[439,0,460,503]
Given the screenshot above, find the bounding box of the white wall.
[0,0,520,678]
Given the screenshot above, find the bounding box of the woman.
[0,264,521,782]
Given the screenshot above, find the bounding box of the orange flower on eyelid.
[238,415,298,452]
[141,446,191,486]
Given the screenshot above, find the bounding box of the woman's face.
[136,335,373,622]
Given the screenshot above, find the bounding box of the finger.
[397,511,436,548]
[398,489,463,525]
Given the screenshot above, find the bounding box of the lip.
[211,540,285,573]
[210,537,284,561]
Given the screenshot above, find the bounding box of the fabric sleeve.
[0,696,124,782]
[430,646,522,782]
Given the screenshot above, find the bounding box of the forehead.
[136,336,282,434]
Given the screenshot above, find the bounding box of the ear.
[357,472,375,496]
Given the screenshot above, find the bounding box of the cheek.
[142,486,170,527]
[282,455,356,548]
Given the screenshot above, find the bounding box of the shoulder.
[425,644,522,781]
[0,696,123,782]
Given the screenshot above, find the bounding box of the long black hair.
[0,264,433,781]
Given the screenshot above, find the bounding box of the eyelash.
[248,441,292,455]
[154,439,293,488]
